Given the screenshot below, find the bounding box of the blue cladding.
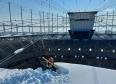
[68,11,97,40]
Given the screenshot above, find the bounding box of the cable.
[98,0,116,12]
[0,40,34,66]
[97,0,106,11]
[51,0,68,12]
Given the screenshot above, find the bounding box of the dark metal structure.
[0,39,116,70]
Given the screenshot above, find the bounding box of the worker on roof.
[46,55,54,68]
[40,49,56,71]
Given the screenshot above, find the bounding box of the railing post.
[16,24,18,34]
[111,10,114,34]
[39,12,42,33]
[3,23,5,36]
[106,11,108,34]
[28,25,30,33]
[66,13,68,32]
[47,12,50,33]
[43,11,45,33]
[8,1,12,34]
[57,13,58,33]
[30,9,33,34]
[20,6,24,34]
[52,13,53,33]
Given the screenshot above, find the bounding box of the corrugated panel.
[70,21,94,31]
[68,12,97,31]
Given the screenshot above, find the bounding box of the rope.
[0,39,39,67]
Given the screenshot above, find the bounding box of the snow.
[0,63,116,84]
[56,63,116,84]
[0,66,69,84]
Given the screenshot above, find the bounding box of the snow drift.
[0,65,69,84]
[56,63,116,84]
[0,63,116,84]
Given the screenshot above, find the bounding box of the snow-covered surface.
[0,64,69,84]
[0,63,116,84]
[56,63,116,84]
